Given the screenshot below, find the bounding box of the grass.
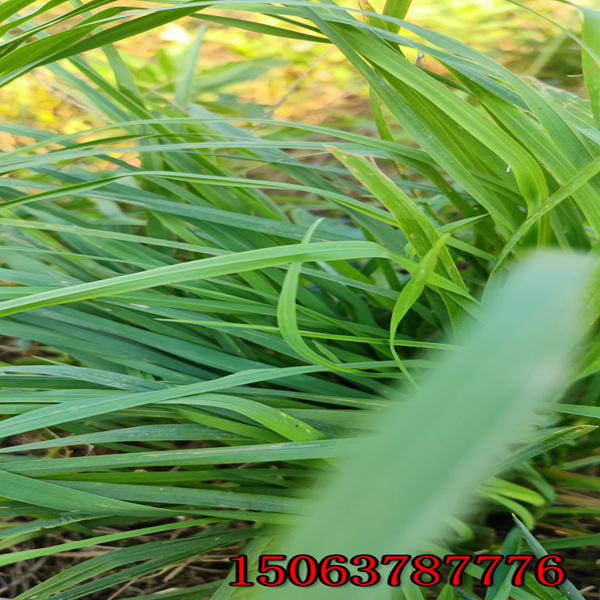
[0,0,600,598]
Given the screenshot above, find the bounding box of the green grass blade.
[252,252,591,600]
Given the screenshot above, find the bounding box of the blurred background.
[1,0,596,153]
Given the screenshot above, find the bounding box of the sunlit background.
[1,0,595,152]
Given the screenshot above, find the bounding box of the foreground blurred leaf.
[252,252,592,599]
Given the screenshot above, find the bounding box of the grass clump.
[0,1,599,598]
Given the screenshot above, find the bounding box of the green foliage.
[255,253,592,600]
[1,0,600,598]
